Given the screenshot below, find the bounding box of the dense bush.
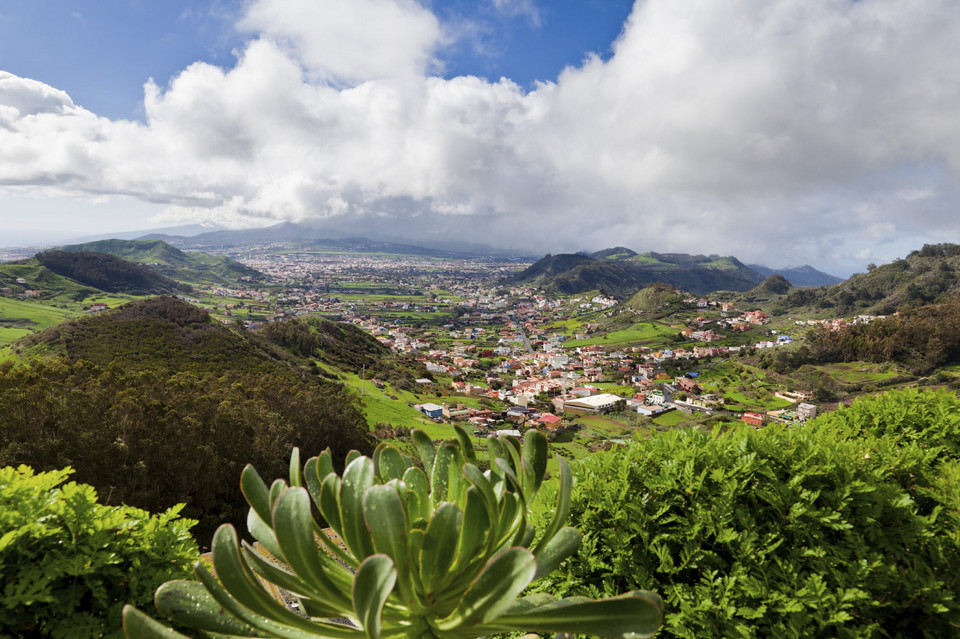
[0,358,372,542]
[530,390,960,637]
[0,465,198,638]
[804,296,960,374]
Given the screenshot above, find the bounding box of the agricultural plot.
[565,322,679,347]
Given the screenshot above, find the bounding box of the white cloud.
[2,0,960,275]
[238,0,443,84]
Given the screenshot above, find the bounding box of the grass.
[0,297,79,345]
[653,410,695,427]
[564,322,679,347]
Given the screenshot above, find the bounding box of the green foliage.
[812,387,960,460]
[804,296,960,374]
[56,239,263,285]
[531,389,960,637]
[0,357,372,542]
[123,428,664,638]
[0,465,198,638]
[18,296,292,374]
[1,297,373,541]
[35,251,191,296]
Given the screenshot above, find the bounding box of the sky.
[2,0,960,276]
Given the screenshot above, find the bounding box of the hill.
[0,257,101,302]
[747,263,843,287]
[3,296,372,540]
[35,250,190,296]
[771,243,960,316]
[55,239,261,285]
[508,250,764,297]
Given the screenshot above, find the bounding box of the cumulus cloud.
[3,0,960,273]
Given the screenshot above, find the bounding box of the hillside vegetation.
[1,297,371,541]
[56,238,262,285]
[765,243,960,316]
[36,250,190,296]
[508,250,764,297]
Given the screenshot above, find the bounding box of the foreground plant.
[123,426,662,638]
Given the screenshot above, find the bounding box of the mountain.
[747,264,843,287]
[508,250,765,297]
[35,250,190,296]
[63,224,226,244]
[139,221,533,258]
[55,239,262,285]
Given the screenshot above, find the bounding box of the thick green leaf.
[269,479,288,510]
[533,526,581,580]
[289,447,302,488]
[319,473,344,539]
[194,559,362,639]
[247,508,283,560]
[353,554,398,639]
[452,487,491,573]
[340,456,377,560]
[452,424,477,464]
[462,464,498,526]
[242,540,337,606]
[485,591,664,639]
[154,580,260,636]
[209,525,347,633]
[430,443,457,508]
[272,488,327,582]
[376,445,408,482]
[363,484,417,607]
[523,430,548,491]
[346,450,362,466]
[437,547,536,631]
[411,430,436,476]
[533,455,573,555]
[445,445,469,507]
[240,464,272,526]
[401,467,430,521]
[304,457,323,507]
[419,502,463,597]
[122,605,191,639]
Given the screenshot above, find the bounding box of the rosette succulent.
[123,426,662,638]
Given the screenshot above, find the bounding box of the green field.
[564,322,679,347]
[0,297,79,346]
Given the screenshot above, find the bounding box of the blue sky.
[3,0,960,277]
[0,1,633,120]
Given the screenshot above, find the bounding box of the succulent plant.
[123,426,662,638]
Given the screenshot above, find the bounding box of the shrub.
[0,465,199,638]
[530,395,960,637]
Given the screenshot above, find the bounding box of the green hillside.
[2,296,371,540]
[752,243,960,316]
[56,238,262,285]
[508,249,764,297]
[36,250,190,295]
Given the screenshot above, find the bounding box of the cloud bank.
[3,0,960,273]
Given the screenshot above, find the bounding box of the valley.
[3,235,955,470]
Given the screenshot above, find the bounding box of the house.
[797,403,818,420]
[417,403,444,419]
[741,412,765,427]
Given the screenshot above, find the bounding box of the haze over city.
[3,0,960,276]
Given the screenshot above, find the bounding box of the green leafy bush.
[531,391,960,637]
[123,428,663,638]
[0,465,199,638]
